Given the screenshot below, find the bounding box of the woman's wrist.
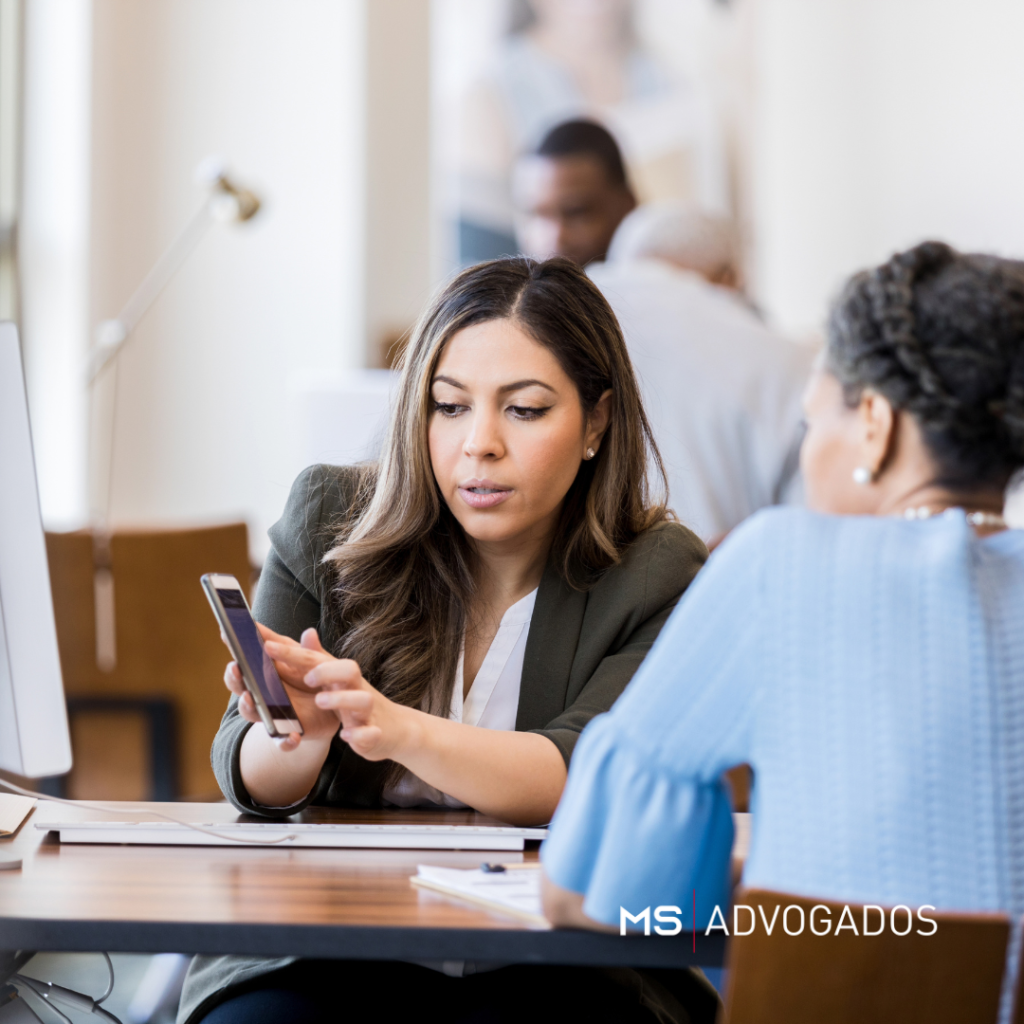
[239,722,333,807]
[386,702,429,766]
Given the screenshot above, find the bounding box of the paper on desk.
[0,795,35,836]
[412,864,549,928]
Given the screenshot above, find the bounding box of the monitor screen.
[0,323,72,778]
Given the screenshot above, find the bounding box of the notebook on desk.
[34,809,548,851]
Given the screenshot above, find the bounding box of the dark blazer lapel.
[517,561,588,731]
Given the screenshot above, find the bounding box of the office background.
[2,0,1023,563]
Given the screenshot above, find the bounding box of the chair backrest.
[45,523,251,799]
[723,889,1010,1024]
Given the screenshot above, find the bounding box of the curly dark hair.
[827,240,1024,491]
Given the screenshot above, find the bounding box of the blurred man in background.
[590,203,815,543]
[513,119,636,266]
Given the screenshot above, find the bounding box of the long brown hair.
[324,257,667,723]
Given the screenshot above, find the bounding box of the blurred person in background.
[455,0,725,264]
[514,119,637,267]
[541,244,1024,1020]
[590,202,814,543]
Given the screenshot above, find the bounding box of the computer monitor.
[0,322,72,778]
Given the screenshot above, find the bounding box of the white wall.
[749,0,1024,337]
[21,0,440,559]
[84,0,366,557]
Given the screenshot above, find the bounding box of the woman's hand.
[225,623,565,822]
[222,626,341,752]
[220,624,345,807]
[305,659,416,762]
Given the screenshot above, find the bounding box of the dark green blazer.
[212,463,707,816]
[180,464,707,1024]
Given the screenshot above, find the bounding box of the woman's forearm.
[393,710,567,825]
[301,658,568,822]
[238,725,333,808]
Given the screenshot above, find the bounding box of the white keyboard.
[35,818,548,851]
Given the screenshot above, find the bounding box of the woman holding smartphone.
[179,257,715,1024]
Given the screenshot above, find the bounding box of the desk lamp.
[88,157,260,383]
[85,158,261,672]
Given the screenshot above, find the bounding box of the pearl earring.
[852,466,874,486]
[585,447,596,460]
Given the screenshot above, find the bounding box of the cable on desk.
[0,777,298,846]
[96,954,114,1005]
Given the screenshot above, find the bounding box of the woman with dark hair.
[541,242,1024,985]
[179,256,715,1024]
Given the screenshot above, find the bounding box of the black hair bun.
[828,241,1024,490]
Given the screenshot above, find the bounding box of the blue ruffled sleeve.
[541,510,772,928]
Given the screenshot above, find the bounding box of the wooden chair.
[722,889,1011,1024]
[45,524,252,801]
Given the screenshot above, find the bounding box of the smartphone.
[201,573,304,738]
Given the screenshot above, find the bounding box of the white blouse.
[382,587,538,808]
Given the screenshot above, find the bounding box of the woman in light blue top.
[541,242,1024,938]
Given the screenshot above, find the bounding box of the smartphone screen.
[214,586,296,717]
[201,574,303,737]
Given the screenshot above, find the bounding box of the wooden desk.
[0,802,724,969]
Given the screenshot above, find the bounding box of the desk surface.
[0,802,723,968]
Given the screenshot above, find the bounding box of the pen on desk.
[480,862,540,873]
